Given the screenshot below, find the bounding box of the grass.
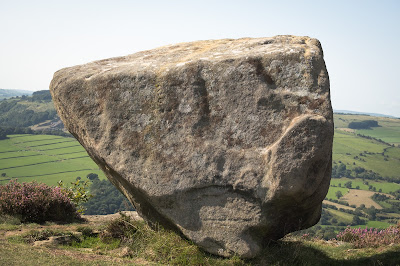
[0,241,112,266]
[326,186,349,200]
[0,134,106,185]
[327,209,355,224]
[329,178,400,193]
[1,213,400,265]
[334,114,400,144]
[366,220,392,228]
[357,127,400,145]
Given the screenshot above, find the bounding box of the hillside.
[0,89,33,100]
[306,114,400,237]
[0,134,106,185]
[1,212,399,265]
[334,113,400,145]
[0,90,61,129]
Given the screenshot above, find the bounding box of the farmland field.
[0,134,106,185]
[329,178,400,194]
[340,189,384,209]
[324,114,400,229]
[334,114,400,145]
[325,186,349,200]
[332,130,400,179]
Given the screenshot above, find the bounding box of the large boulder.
[50,36,333,258]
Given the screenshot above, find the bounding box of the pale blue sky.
[1,0,399,117]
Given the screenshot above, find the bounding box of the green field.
[0,134,106,185]
[327,209,354,224]
[334,114,400,145]
[333,130,400,179]
[329,178,400,194]
[326,186,349,200]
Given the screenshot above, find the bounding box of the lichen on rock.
[50,35,333,258]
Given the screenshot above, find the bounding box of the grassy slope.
[326,186,349,200]
[323,114,400,229]
[0,89,33,99]
[0,135,106,185]
[329,178,400,194]
[332,130,400,179]
[334,113,400,145]
[1,214,400,265]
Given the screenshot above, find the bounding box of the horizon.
[1,1,399,117]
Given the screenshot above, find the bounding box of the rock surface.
[50,36,333,258]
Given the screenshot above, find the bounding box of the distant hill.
[334,109,398,119]
[0,90,61,129]
[0,89,33,100]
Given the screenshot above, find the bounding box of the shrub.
[0,180,80,223]
[337,226,400,248]
[57,179,92,214]
[99,212,138,243]
[76,226,96,237]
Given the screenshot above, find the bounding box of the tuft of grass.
[0,214,21,230]
[71,235,120,250]
[96,212,245,265]
[76,225,96,237]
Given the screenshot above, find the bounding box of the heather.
[337,225,400,248]
[0,180,80,223]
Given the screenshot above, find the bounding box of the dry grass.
[341,189,383,209]
[337,128,355,133]
[323,200,356,211]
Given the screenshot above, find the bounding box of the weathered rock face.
[50,36,333,258]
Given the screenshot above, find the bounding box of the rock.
[33,235,73,247]
[50,36,333,258]
[119,246,132,257]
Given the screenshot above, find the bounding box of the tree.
[336,191,343,199]
[0,128,7,140]
[344,181,352,189]
[83,179,135,215]
[366,206,377,220]
[352,215,365,225]
[86,173,99,181]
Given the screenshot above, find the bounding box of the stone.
[50,36,333,258]
[33,235,74,247]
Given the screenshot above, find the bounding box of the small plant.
[0,180,80,223]
[23,229,59,243]
[57,179,92,214]
[76,226,95,237]
[99,212,138,244]
[0,214,21,225]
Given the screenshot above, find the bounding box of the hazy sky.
[1,0,399,117]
